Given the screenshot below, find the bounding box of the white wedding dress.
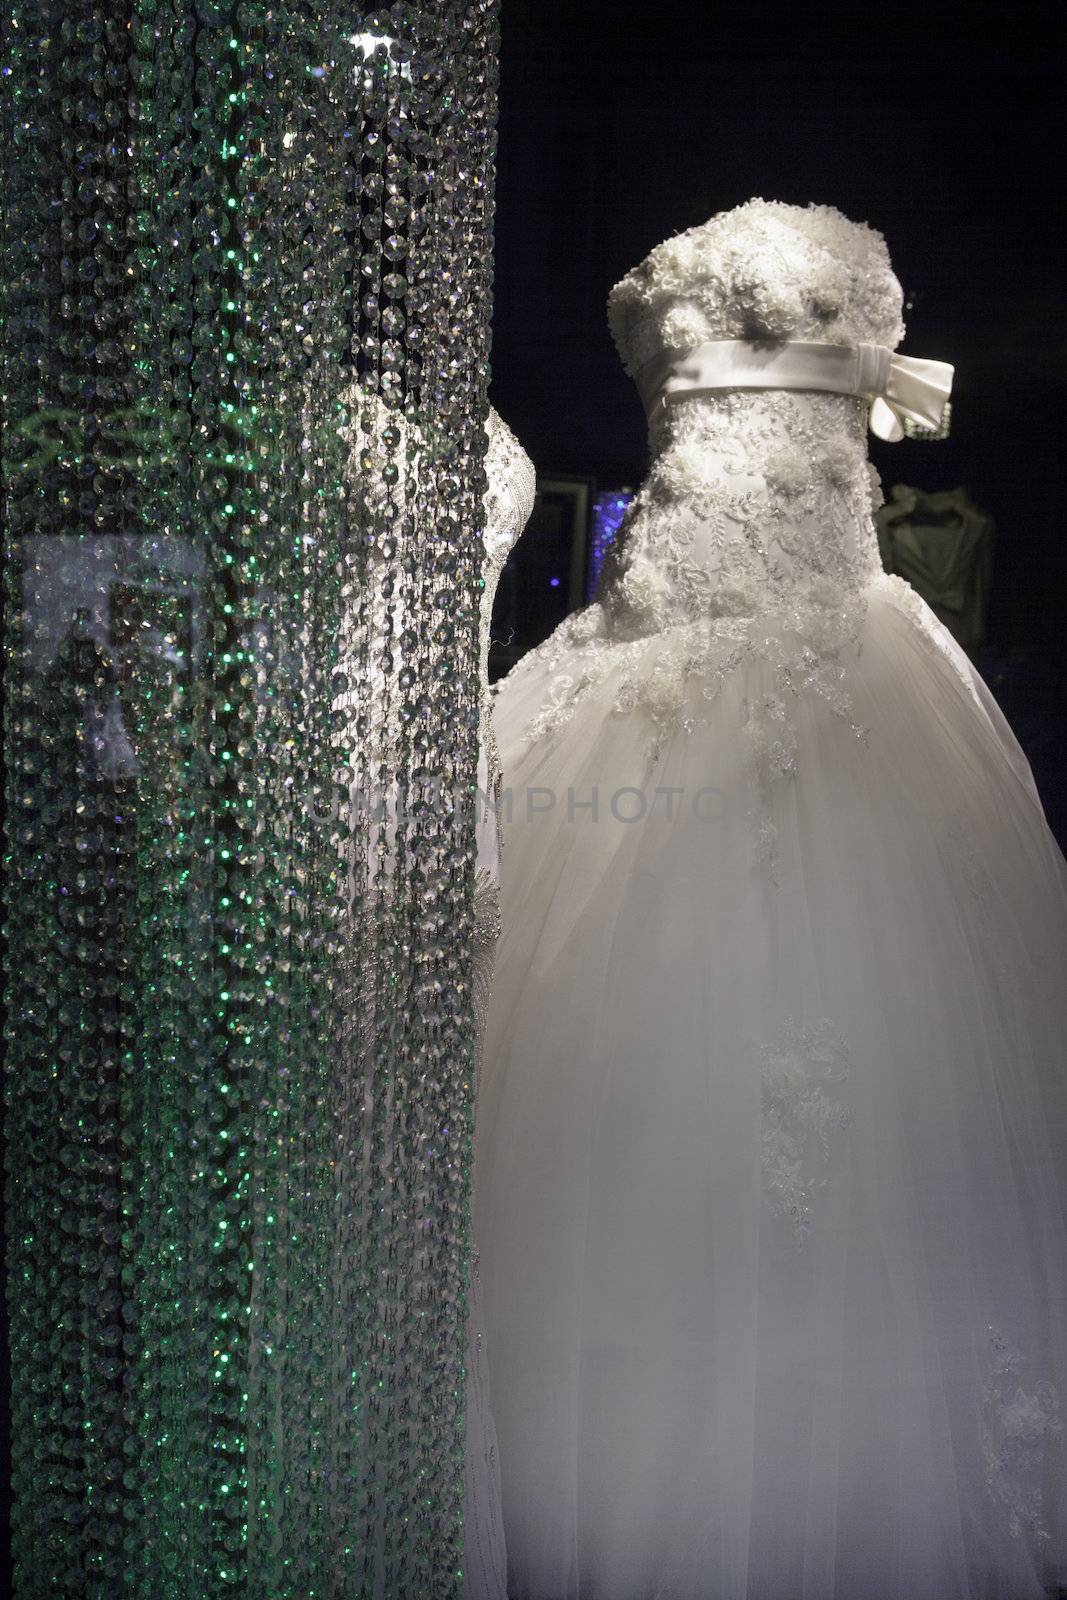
[464,410,536,1600]
[476,202,1067,1599]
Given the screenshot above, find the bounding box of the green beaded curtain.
[1,2,499,1594]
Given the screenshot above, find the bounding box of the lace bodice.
[597,387,884,637]
[598,199,905,634]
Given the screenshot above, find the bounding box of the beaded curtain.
[1,2,498,1595]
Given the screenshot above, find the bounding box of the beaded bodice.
[598,198,905,634]
[597,387,883,637]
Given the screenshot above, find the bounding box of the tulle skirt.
[474,575,1067,1600]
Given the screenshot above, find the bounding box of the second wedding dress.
[464,409,536,1600]
[476,201,1067,1599]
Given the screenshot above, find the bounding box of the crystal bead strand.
[337,178,379,1554]
[239,8,302,1577]
[397,21,466,1581]
[2,2,69,1585]
[126,1,203,1586]
[443,14,499,1583]
[292,4,355,1587]
[121,7,169,1589]
[309,30,373,1594]
[396,4,498,1585]
[371,30,423,1595]
[158,195,204,1600]
[184,9,269,1585]
[66,1,130,1587]
[251,5,322,1589]
[328,37,379,1593]
[52,1,102,1578]
[352,25,400,1597]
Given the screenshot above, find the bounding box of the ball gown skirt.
[475,574,1067,1600]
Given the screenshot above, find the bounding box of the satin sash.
[634,339,954,442]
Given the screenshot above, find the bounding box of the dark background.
[488,0,1067,839]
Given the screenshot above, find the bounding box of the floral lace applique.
[938,807,995,908]
[742,689,799,881]
[507,387,877,801]
[606,200,905,380]
[982,1325,1063,1542]
[472,867,501,987]
[759,1018,852,1240]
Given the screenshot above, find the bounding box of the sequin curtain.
[1,2,498,1594]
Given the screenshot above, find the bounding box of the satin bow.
[866,348,954,442]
